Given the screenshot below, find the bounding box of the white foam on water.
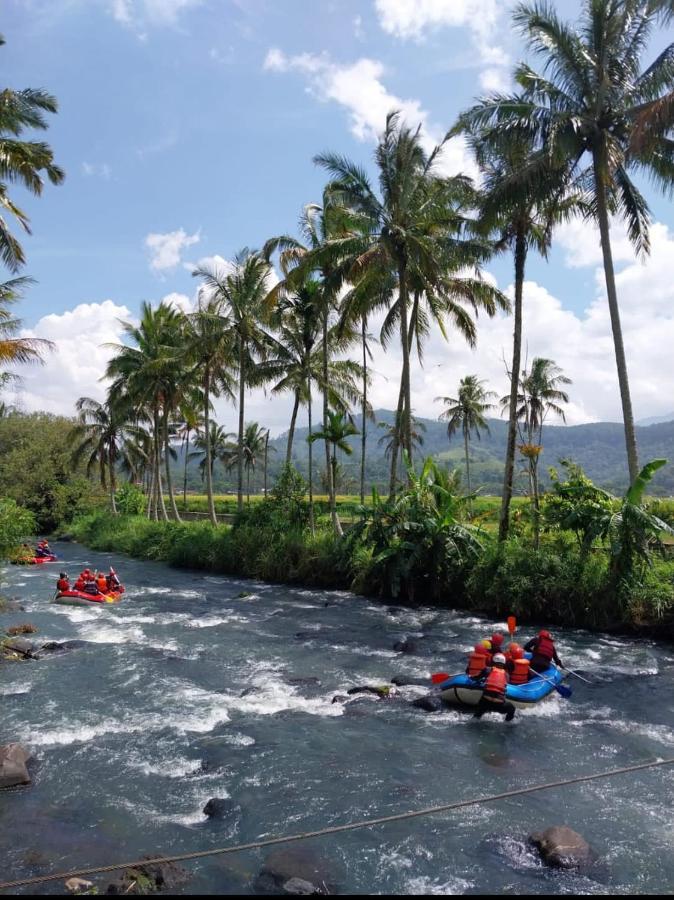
[222,673,343,719]
[49,605,99,624]
[405,876,473,895]
[25,718,147,747]
[165,683,231,733]
[126,756,204,778]
[222,733,255,747]
[0,683,31,696]
[187,613,248,628]
[78,621,146,644]
[521,694,565,718]
[137,587,173,595]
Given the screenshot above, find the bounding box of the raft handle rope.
[1,757,673,891]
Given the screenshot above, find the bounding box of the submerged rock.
[411,694,444,713]
[529,826,595,869]
[393,639,416,654]
[202,798,241,822]
[391,676,430,687]
[0,743,32,788]
[1,637,35,659]
[255,848,340,895]
[37,640,88,656]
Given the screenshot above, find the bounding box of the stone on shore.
[529,826,595,869]
[0,743,32,788]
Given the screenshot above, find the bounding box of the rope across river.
[1,757,673,891]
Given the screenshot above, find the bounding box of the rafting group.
[13,540,58,565]
[53,567,126,606]
[435,623,570,721]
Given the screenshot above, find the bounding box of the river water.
[1,542,673,895]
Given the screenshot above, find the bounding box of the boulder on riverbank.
[105,856,189,894]
[255,848,340,895]
[529,826,595,869]
[0,743,32,788]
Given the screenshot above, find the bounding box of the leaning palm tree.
[0,277,53,370]
[459,0,674,484]
[437,375,496,495]
[0,35,65,272]
[193,250,273,513]
[309,410,359,535]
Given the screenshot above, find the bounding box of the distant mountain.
[637,413,674,427]
[179,409,674,496]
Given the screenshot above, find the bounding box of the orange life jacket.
[467,649,488,678]
[510,658,530,685]
[96,576,108,592]
[536,633,555,662]
[484,667,507,698]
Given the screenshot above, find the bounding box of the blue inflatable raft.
[437,663,566,709]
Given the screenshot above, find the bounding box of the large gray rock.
[0,743,32,788]
[530,826,595,869]
[202,798,240,822]
[256,848,340,895]
[3,637,35,658]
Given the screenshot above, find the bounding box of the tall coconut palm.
[190,422,236,485]
[309,410,359,535]
[193,250,273,513]
[459,0,674,484]
[0,277,53,370]
[0,35,65,272]
[185,296,235,524]
[377,413,426,485]
[315,112,505,487]
[71,396,138,514]
[174,399,204,511]
[227,422,273,503]
[437,375,496,495]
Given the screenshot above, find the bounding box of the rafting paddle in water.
[530,669,573,699]
[431,672,450,684]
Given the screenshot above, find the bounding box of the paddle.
[530,668,573,699]
[507,615,516,637]
[562,667,593,685]
[431,672,450,684]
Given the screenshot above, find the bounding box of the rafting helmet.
[491,632,505,647]
[493,653,507,666]
[59,572,67,578]
[539,629,552,639]
[509,644,524,660]
[481,639,492,650]
[475,642,487,653]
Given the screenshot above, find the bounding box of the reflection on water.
[1,542,673,894]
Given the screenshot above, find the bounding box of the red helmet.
[539,630,552,639]
[491,632,504,647]
[510,644,524,660]
[474,642,486,653]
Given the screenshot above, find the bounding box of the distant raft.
[13,555,58,566]
[52,589,124,607]
[437,663,566,709]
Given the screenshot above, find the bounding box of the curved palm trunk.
[594,151,639,484]
[389,294,418,498]
[499,228,526,543]
[398,261,412,472]
[286,392,300,464]
[146,461,155,519]
[330,446,343,537]
[237,338,245,514]
[163,412,181,522]
[203,369,217,526]
[360,315,367,505]
[183,429,190,512]
[308,372,315,536]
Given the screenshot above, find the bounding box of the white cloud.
[110,0,201,27]
[479,67,510,93]
[354,14,365,40]
[82,161,112,179]
[263,49,476,178]
[145,228,200,274]
[14,301,133,416]
[555,217,638,270]
[160,291,194,314]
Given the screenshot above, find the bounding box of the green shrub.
[116,484,146,517]
[0,498,34,559]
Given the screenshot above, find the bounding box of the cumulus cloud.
[82,161,112,179]
[555,217,638,270]
[263,48,476,178]
[14,301,133,417]
[110,0,201,27]
[145,228,200,274]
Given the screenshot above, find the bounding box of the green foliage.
[0,498,34,557]
[544,461,616,552]
[115,483,146,517]
[0,412,104,532]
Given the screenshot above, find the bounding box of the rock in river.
[255,848,341,895]
[0,743,32,788]
[203,798,241,822]
[529,826,595,869]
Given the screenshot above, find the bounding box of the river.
[1,542,673,895]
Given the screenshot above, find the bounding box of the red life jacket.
[536,633,555,662]
[467,649,488,678]
[484,667,507,698]
[57,578,69,592]
[74,579,85,591]
[510,658,530,685]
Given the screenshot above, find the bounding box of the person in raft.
[56,572,70,592]
[96,571,109,594]
[107,568,121,591]
[524,630,563,677]
[472,653,516,722]
[35,540,52,558]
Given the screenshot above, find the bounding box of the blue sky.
[4,0,674,431]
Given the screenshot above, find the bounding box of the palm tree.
[0,277,53,370]
[193,250,273,513]
[437,375,496,495]
[174,399,204,511]
[71,397,138,514]
[0,35,65,272]
[309,410,359,535]
[459,0,674,484]
[227,422,273,503]
[315,112,505,489]
[377,413,426,486]
[190,422,236,485]
[185,296,235,525]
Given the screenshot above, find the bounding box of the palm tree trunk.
[286,392,300,464]
[163,412,181,522]
[153,405,168,521]
[464,427,471,496]
[398,261,412,470]
[499,227,526,543]
[308,372,315,535]
[203,369,217,526]
[593,149,639,484]
[183,429,190,512]
[247,466,250,504]
[388,296,418,498]
[109,445,118,515]
[264,430,269,495]
[322,308,333,514]
[331,449,343,537]
[360,315,367,505]
[146,460,155,519]
[237,338,245,514]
